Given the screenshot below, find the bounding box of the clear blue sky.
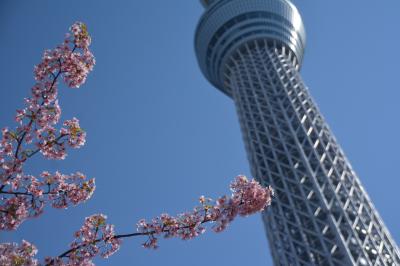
[1,1,399,265]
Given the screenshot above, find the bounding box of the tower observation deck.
[195,0,400,265]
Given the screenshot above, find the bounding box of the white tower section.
[195,0,400,265]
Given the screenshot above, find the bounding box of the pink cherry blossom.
[36,126,67,160]
[34,22,94,88]
[46,171,95,209]
[62,50,95,88]
[45,214,121,265]
[60,118,86,148]
[230,175,274,217]
[45,257,95,266]
[0,240,38,266]
[70,22,92,50]
[0,197,29,230]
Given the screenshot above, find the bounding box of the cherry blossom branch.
[0,176,273,265]
[39,176,274,266]
[0,22,95,231]
[52,217,213,262]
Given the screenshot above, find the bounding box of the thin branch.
[0,191,52,196]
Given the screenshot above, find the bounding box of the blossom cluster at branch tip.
[137,175,273,249]
[61,118,86,148]
[34,22,95,88]
[0,240,38,266]
[1,21,95,231]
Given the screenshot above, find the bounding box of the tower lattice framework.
[195,0,400,265]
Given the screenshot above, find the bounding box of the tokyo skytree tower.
[195,0,400,265]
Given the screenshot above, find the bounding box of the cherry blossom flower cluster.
[0,21,95,231]
[34,22,94,88]
[60,118,87,148]
[45,214,121,266]
[35,117,86,160]
[0,240,38,266]
[0,171,95,230]
[137,175,273,249]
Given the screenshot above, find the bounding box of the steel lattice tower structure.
[195,0,400,265]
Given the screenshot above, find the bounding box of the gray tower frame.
[195,0,400,265]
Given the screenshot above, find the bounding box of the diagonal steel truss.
[223,39,400,266]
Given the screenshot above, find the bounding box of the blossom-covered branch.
[0,22,95,230]
[0,176,273,266]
